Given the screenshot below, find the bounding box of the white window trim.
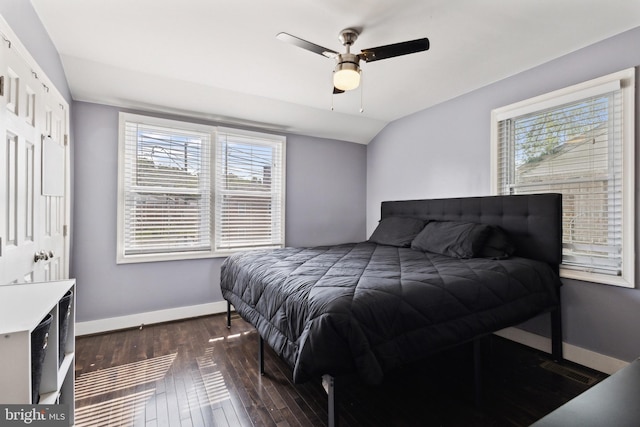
[117,113,286,263]
[490,68,635,288]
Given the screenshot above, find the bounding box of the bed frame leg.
[322,375,338,427]
[226,301,231,329]
[258,336,265,375]
[473,338,483,408]
[551,306,563,361]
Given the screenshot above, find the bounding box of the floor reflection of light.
[208,329,255,343]
[76,353,177,400]
[74,389,156,427]
[194,348,231,406]
[75,338,241,425]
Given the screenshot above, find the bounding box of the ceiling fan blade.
[359,38,429,62]
[333,86,345,95]
[276,32,338,58]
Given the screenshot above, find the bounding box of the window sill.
[560,267,634,288]
[116,250,218,264]
[116,245,285,264]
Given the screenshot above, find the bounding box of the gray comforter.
[220,242,561,384]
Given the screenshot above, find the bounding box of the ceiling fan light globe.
[334,69,360,91]
[333,63,361,91]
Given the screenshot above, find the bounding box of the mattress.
[220,242,561,384]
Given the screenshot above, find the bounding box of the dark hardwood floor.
[75,314,607,427]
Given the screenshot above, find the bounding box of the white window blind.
[215,129,285,251]
[492,69,634,287]
[120,116,213,259]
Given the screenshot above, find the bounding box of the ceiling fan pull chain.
[330,79,335,111]
[360,72,364,113]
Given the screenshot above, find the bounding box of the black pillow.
[411,220,491,258]
[480,226,516,259]
[368,217,427,247]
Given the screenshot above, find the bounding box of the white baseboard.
[495,326,629,375]
[75,301,229,336]
[77,306,629,375]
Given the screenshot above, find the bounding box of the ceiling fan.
[276,28,430,94]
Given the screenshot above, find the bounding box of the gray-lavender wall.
[367,26,640,363]
[72,102,366,322]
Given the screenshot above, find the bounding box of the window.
[214,128,286,253]
[117,113,285,263]
[491,68,635,287]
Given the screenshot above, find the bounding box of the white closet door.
[0,20,70,285]
[39,87,68,282]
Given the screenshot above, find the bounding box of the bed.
[220,193,563,426]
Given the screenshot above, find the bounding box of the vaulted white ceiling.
[31,0,640,144]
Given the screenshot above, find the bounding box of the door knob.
[33,250,50,262]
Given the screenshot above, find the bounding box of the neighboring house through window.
[117,113,285,263]
[491,68,635,287]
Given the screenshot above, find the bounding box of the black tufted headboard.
[380,193,562,267]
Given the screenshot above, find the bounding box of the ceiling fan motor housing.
[335,53,360,70]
